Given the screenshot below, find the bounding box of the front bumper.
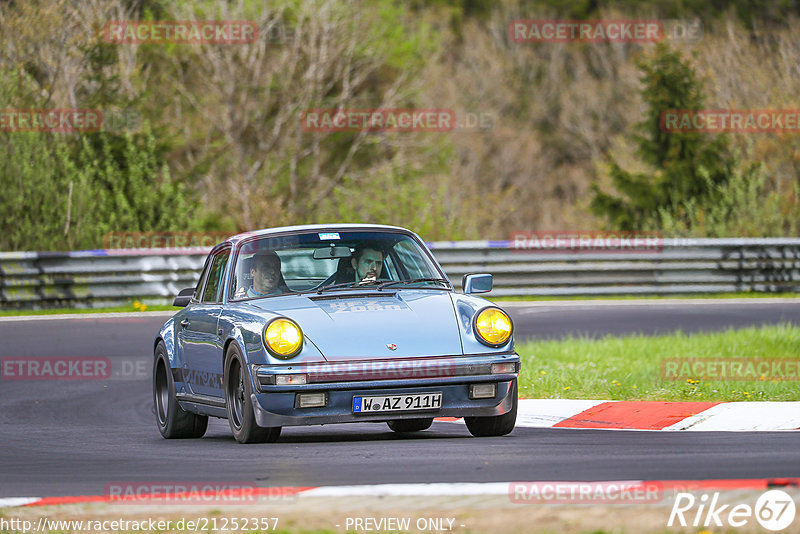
[250,353,519,427]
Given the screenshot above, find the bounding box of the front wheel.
[224,344,281,444]
[153,341,208,439]
[387,418,434,433]
[464,380,517,437]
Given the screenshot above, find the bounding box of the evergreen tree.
[590,43,736,230]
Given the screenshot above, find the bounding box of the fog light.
[297,392,327,408]
[491,362,516,374]
[470,383,496,399]
[276,374,307,386]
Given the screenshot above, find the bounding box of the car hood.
[246,290,463,360]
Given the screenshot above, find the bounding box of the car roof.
[223,223,414,246]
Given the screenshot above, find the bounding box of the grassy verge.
[0,301,175,316]
[516,324,800,401]
[2,292,796,316]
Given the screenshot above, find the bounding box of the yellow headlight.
[474,308,512,347]
[264,318,303,358]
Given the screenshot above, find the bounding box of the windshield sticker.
[318,232,340,240]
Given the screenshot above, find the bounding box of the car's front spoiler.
[249,352,519,427]
[250,377,516,427]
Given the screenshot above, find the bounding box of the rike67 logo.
[668,490,796,531]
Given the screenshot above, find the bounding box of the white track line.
[664,401,800,431]
[515,399,609,427]
[301,482,511,497]
[0,498,41,507]
[436,399,607,428]
[439,400,800,431]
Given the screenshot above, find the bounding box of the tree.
[590,43,739,231]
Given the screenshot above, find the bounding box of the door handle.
[180,319,189,328]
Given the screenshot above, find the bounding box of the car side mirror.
[173,287,195,307]
[462,273,492,294]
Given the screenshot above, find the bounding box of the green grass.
[0,302,175,316]
[2,292,795,316]
[516,324,800,401]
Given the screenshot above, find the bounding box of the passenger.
[236,251,284,298]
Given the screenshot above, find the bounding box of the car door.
[178,245,230,398]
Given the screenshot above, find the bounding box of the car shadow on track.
[194,420,502,444]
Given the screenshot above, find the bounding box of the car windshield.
[229,230,449,300]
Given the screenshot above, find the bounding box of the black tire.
[387,418,434,433]
[224,344,281,444]
[153,341,208,439]
[464,380,517,437]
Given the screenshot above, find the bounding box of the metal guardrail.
[1,239,799,308]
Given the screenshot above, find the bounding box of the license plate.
[353,392,442,413]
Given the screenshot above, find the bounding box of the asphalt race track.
[1,300,799,498]
[506,299,800,340]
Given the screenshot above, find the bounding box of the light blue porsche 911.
[153,224,519,443]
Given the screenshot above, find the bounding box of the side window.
[193,257,212,301]
[382,253,400,280]
[201,248,230,303]
[394,240,426,278]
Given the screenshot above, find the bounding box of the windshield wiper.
[316,279,391,292]
[376,278,451,290]
[315,282,359,294]
[315,278,451,294]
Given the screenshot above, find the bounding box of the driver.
[351,243,385,284]
[236,251,284,298]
